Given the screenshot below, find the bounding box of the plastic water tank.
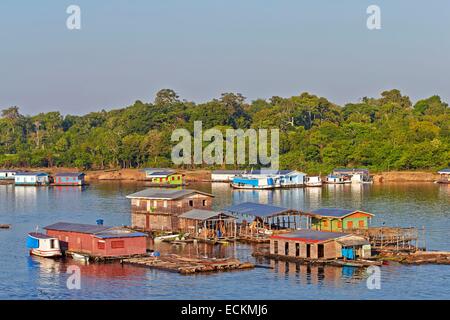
[96,219,104,226]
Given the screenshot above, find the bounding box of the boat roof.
[438,168,450,174]
[309,208,374,218]
[28,232,56,239]
[271,230,350,243]
[147,171,178,177]
[54,172,85,177]
[179,209,234,221]
[126,188,213,200]
[223,202,291,218]
[15,172,48,177]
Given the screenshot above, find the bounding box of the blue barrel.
[96,219,104,226]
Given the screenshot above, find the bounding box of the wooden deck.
[122,254,254,274]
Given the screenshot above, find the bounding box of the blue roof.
[438,168,450,173]
[223,202,290,217]
[310,208,373,218]
[15,172,48,177]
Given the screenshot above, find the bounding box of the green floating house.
[309,208,374,232]
[143,168,184,186]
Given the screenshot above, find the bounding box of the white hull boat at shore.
[27,232,62,258]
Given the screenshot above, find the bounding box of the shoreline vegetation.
[0,167,441,183]
[1,89,449,173]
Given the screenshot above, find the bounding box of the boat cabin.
[27,232,62,258]
[437,169,450,184]
[325,175,345,184]
[270,230,371,260]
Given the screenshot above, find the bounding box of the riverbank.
[0,168,441,183]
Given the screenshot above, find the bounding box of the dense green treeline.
[1,89,449,173]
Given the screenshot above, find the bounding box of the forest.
[1,89,449,173]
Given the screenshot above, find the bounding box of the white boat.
[305,176,323,187]
[27,232,62,258]
[325,175,346,184]
[231,176,276,190]
[72,252,89,262]
[154,233,181,242]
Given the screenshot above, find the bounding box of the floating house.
[126,189,214,231]
[14,172,49,186]
[332,168,372,183]
[53,172,86,186]
[278,171,306,188]
[269,230,371,260]
[143,169,184,186]
[437,168,450,184]
[308,208,374,232]
[178,209,237,240]
[0,170,17,180]
[44,222,147,258]
[211,170,246,182]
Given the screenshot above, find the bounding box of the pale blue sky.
[1,0,449,114]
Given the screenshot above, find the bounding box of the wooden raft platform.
[122,254,255,274]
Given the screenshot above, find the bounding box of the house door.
[318,244,324,258]
[285,242,289,255]
[306,244,311,258]
[146,215,150,230]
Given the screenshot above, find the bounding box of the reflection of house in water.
[232,189,273,205]
[269,260,366,286]
[14,186,44,209]
[304,187,322,208]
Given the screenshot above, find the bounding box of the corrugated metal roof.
[54,172,85,177]
[333,168,369,174]
[179,209,232,221]
[310,208,373,218]
[272,230,349,242]
[147,171,177,176]
[126,188,213,200]
[94,229,147,239]
[224,202,290,217]
[337,237,370,246]
[438,168,450,174]
[44,222,110,234]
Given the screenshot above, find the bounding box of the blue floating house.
[231,176,276,189]
[53,172,86,186]
[14,172,49,186]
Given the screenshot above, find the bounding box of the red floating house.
[44,222,147,258]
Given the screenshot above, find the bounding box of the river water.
[0,182,449,300]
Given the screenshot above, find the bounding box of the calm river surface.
[0,182,449,300]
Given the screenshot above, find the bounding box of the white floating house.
[0,170,17,180]
[277,171,306,187]
[437,168,450,184]
[15,172,50,186]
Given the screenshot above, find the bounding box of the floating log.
[0,224,11,229]
[378,251,450,265]
[122,254,254,274]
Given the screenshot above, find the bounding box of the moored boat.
[27,232,62,258]
[305,176,323,187]
[231,176,276,190]
[325,175,346,184]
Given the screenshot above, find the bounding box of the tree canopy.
[1,89,449,173]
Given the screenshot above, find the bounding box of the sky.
[0,0,450,115]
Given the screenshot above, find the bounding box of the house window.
[98,242,105,250]
[347,221,353,229]
[189,200,194,207]
[111,240,125,249]
[323,220,328,228]
[285,242,289,255]
[359,220,365,228]
[153,200,157,207]
[295,243,300,257]
[171,177,175,181]
[274,241,278,254]
[337,221,342,229]
[163,201,168,208]
[202,200,207,206]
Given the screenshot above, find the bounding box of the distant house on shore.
[45,222,147,258]
[14,172,49,186]
[308,208,374,232]
[269,230,371,260]
[126,189,214,231]
[0,170,17,180]
[437,168,450,184]
[142,168,184,186]
[53,172,86,186]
